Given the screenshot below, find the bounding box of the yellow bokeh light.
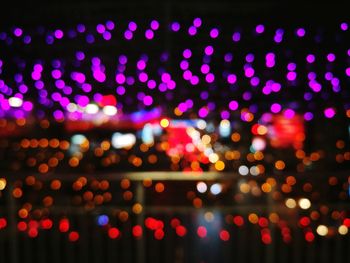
[209,153,219,163]
[295,149,305,159]
[261,183,272,193]
[160,118,169,128]
[101,140,111,151]
[299,198,311,210]
[18,208,28,218]
[0,178,6,190]
[231,132,241,142]
[155,182,165,193]
[202,134,211,144]
[143,178,152,187]
[204,212,215,222]
[248,213,259,224]
[266,178,276,187]
[215,161,225,171]
[239,183,250,193]
[257,125,268,135]
[275,160,285,170]
[285,198,297,209]
[174,107,183,116]
[254,151,264,160]
[132,203,143,214]
[338,225,348,235]
[316,225,328,236]
[269,213,279,223]
[120,179,130,189]
[140,144,149,152]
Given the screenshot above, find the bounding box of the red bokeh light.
[269,114,304,149]
[299,217,310,227]
[281,227,291,236]
[145,217,158,230]
[0,218,7,229]
[343,218,350,227]
[233,216,244,227]
[154,229,164,240]
[258,217,269,228]
[219,230,230,241]
[305,231,315,242]
[261,234,271,244]
[59,218,70,233]
[132,225,143,238]
[28,228,38,238]
[175,225,187,237]
[108,227,120,239]
[197,226,207,238]
[17,221,27,232]
[156,220,164,229]
[28,220,39,229]
[100,95,117,107]
[69,231,79,242]
[171,218,181,228]
[40,218,53,229]
[283,235,292,243]
[145,217,164,230]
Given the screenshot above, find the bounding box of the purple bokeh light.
[150,20,159,30]
[232,32,241,42]
[296,28,305,37]
[287,63,296,71]
[116,73,126,84]
[324,108,336,118]
[229,100,239,111]
[271,103,282,113]
[198,107,209,118]
[188,26,197,36]
[306,54,315,63]
[227,74,237,84]
[193,18,202,27]
[143,95,153,106]
[201,64,210,74]
[54,29,64,39]
[340,22,348,31]
[14,28,23,37]
[204,46,214,56]
[171,22,180,32]
[106,21,115,30]
[284,109,295,119]
[180,60,189,70]
[346,68,350,77]
[124,30,133,40]
[286,72,297,81]
[76,24,86,33]
[128,22,137,31]
[183,49,192,59]
[304,112,313,121]
[256,24,265,34]
[210,28,219,38]
[327,53,336,62]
